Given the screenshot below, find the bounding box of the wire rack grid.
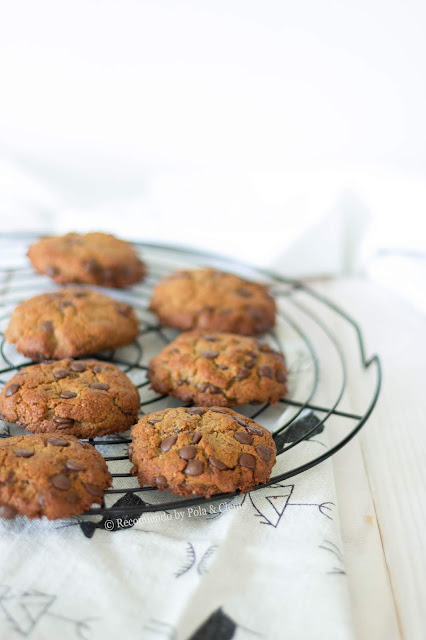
[0,235,381,519]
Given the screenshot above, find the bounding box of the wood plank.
[318,278,426,640]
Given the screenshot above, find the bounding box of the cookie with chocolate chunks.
[130,406,276,498]
[0,359,140,438]
[0,434,112,520]
[5,288,139,360]
[149,268,276,335]
[148,331,287,406]
[27,232,146,288]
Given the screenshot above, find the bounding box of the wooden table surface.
[316,278,425,640]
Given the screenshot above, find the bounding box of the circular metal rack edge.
[0,235,382,520]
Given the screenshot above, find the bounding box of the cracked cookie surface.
[130,406,276,498]
[0,433,112,520]
[148,331,288,406]
[5,288,139,360]
[28,232,146,288]
[149,268,276,335]
[0,359,140,438]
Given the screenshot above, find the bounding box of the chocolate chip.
[84,259,100,274]
[41,320,54,333]
[70,361,86,372]
[192,431,202,444]
[239,453,256,469]
[186,408,205,416]
[14,449,34,458]
[160,435,177,452]
[50,473,71,490]
[236,368,251,381]
[201,335,218,341]
[258,365,274,378]
[247,307,263,319]
[199,383,219,394]
[179,445,196,460]
[102,268,116,282]
[89,383,109,390]
[245,424,263,436]
[209,456,229,470]
[256,445,271,461]
[56,423,75,431]
[155,475,168,488]
[236,288,252,297]
[47,437,69,446]
[184,459,204,476]
[0,504,17,519]
[148,418,163,425]
[276,370,287,383]
[216,365,229,370]
[83,483,104,497]
[46,266,59,277]
[58,300,74,309]
[234,431,253,445]
[92,365,103,374]
[54,417,74,425]
[60,391,77,399]
[201,350,219,359]
[5,383,20,397]
[116,305,132,317]
[234,416,248,427]
[259,343,272,352]
[122,264,135,277]
[65,459,85,471]
[211,408,228,414]
[66,492,79,504]
[53,368,70,379]
[245,358,257,369]
[74,291,87,298]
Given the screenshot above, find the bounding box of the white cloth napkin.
[0,451,354,640]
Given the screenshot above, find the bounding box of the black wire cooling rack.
[0,234,381,520]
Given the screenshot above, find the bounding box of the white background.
[0,0,425,278]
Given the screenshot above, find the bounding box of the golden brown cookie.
[149,268,276,335]
[130,406,276,498]
[0,359,140,438]
[0,434,112,520]
[27,232,146,288]
[148,331,287,406]
[5,288,139,361]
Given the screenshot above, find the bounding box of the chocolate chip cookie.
[5,288,139,360]
[130,406,276,498]
[27,232,146,288]
[0,359,140,438]
[149,268,276,335]
[148,331,287,406]
[0,434,112,520]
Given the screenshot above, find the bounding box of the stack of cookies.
[0,233,287,521]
